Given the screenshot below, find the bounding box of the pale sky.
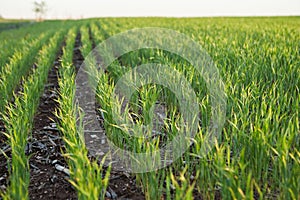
[0,0,299,19]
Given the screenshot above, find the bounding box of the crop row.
[55,25,110,200]
[1,29,66,199]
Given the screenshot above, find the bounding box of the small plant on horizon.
[33,0,47,22]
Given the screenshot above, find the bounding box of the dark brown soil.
[27,39,77,199]
[0,121,8,195]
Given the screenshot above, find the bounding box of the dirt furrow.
[27,39,77,199]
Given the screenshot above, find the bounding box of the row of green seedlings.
[188,23,300,199]
[0,32,52,112]
[89,22,198,200]
[0,32,35,69]
[55,25,110,200]
[0,38,24,71]
[0,20,74,71]
[0,30,65,200]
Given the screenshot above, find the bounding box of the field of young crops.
[0,17,299,200]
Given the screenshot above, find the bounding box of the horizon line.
[2,14,300,20]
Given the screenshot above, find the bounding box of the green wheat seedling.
[0,21,60,70]
[0,32,52,112]
[55,27,110,200]
[56,67,110,200]
[166,167,199,200]
[1,30,65,200]
[80,25,93,58]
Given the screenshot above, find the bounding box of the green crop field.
[0,17,299,200]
